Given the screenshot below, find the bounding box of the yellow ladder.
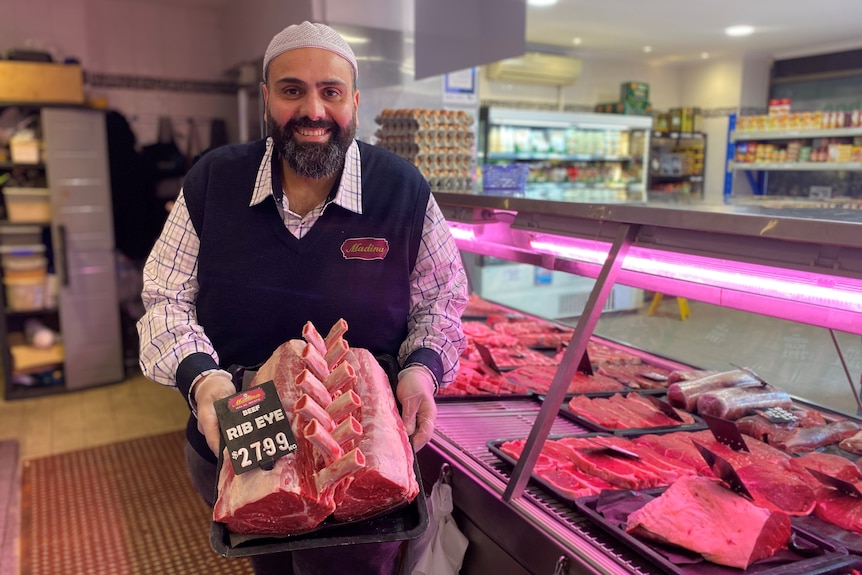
[647,293,690,321]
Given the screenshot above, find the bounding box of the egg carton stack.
[374,109,475,191]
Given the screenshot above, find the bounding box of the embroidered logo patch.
[341,237,389,260]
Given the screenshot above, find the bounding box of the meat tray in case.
[574,488,850,575]
[210,459,429,557]
[558,391,708,436]
[487,434,671,507]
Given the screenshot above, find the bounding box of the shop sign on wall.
[443,68,478,105]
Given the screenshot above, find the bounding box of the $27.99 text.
[231,433,293,468]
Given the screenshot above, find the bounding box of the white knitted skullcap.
[263,21,358,81]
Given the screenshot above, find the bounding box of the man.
[137,21,468,575]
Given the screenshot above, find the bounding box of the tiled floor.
[0,371,189,461]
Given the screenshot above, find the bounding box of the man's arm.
[137,192,216,390]
[397,193,468,449]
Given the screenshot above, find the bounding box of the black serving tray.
[210,458,428,557]
[575,488,849,575]
[488,434,669,506]
[794,516,862,557]
[558,393,707,437]
[434,389,535,402]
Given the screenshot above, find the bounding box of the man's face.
[263,47,359,180]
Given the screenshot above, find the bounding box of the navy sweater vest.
[183,140,429,372]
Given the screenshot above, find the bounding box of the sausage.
[666,369,760,411]
[696,385,792,420]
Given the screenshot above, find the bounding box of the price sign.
[214,380,297,475]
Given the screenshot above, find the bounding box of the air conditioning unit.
[486,52,582,85]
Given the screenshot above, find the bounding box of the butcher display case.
[420,194,862,575]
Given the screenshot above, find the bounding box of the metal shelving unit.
[479,106,653,204]
[725,113,862,200]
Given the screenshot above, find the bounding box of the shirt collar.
[250,138,362,214]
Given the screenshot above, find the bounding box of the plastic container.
[0,225,43,246]
[9,138,40,164]
[482,164,529,195]
[0,244,48,281]
[4,276,46,311]
[3,188,51,222]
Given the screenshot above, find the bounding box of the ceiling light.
[572,37,582,45]
[725,25,754,37]
[337,34,370,44]
[701,52,709,59]
[528,0,558,6]
[643,46,653,53]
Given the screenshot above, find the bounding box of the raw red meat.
[737,415,861,453]
[505,365,625,394]
[584,341,643,365]
[734,464,817,515]
[555,437,665,490]
[213,320,418,534]
[666,369,760,411]
[566,393,694,430]
[597,363,671,390]
[499,439,616,495]
[696,385,793,420]
[815,492,862,535]
[438,362,527,397]
[625,475,792,569]
[588,435,698,484]
[789,451,862,482]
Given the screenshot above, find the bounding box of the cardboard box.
[620,81,650,103]
[595,100,652,116]
[0,61,84,104]
[3,188,52,222]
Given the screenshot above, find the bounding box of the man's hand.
[193,372,236,456]
[396,365,437,451]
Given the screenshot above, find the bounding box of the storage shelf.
[730,126,862,142]
[5,382,66,400]
[648,174,703,181]
[729,161,862,171]
[486,152,636,162]
[0,162,46,170]
[652,131,705,139]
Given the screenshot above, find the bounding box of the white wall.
[2,0,239,151]
[479,55,683,111]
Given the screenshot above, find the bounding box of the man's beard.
[268,113,355,180]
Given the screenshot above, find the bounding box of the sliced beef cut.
[555,437,664,490]
[788,451,862,483]
[584,341,643,365]
[498,439,616,495]
[588,435,698,484]
[625,475,792,569]
[815,492,862,535]
[213,321,418,535]
[734,464,817,516]
[506,365,624,395]
[608,392,695,426]
[632,433,714,477]
[567,394,693,430]
[738,416,861,453]
[597,364,671,390]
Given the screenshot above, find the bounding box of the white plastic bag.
[404,472,469,575]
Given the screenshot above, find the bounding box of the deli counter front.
[420,194,862,575]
